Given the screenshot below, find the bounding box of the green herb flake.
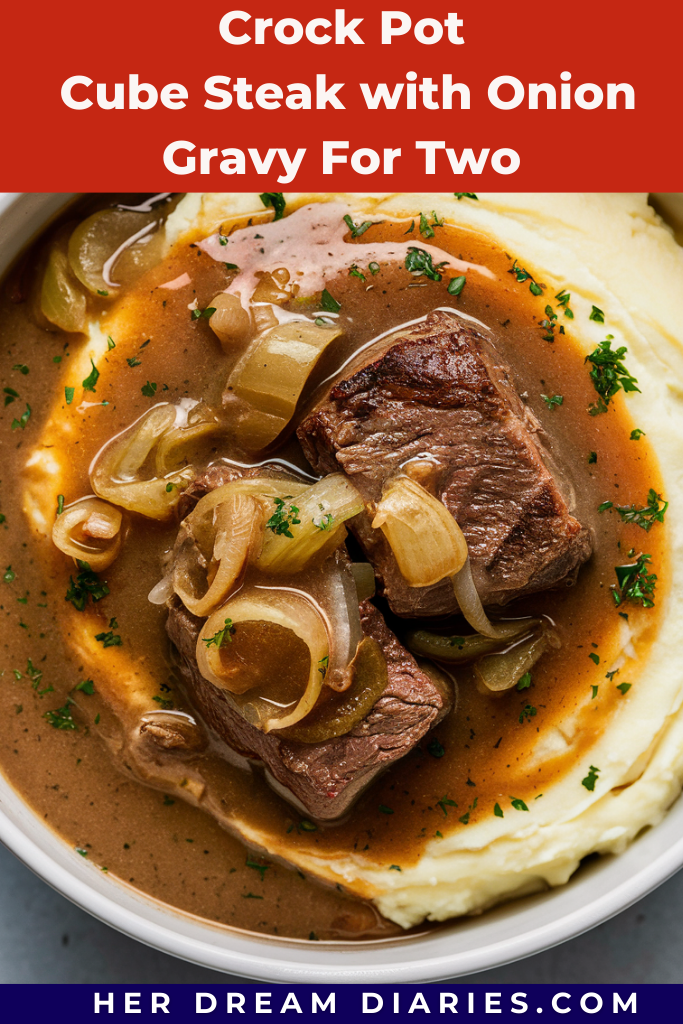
[163,795,175,806]
[298,819,317,832]
[65,387,75,405]
[379,804,394,815]
[630,429,645,441]
[53,356,62,364]
[152,695,174,710]
[82,359,100,393]
[454,193,478,201]
[591,684,599,699]
[349,265,366,282]
[56,494,65,515]
[369,261,381,275]
[44,699,77,731]
[404,219,415,234]
[582,765,601,791]
[94,629,122,648]
[494,803,504,818]
[516,672,532,691]
[419,212,435,239]
[317,655,329,680]
[510,797,529,812]
[617,682,632,695]
[11,404,31,430]
[75,847,88,857]
[428,739,445,758]
[4,565,16,583]
[508,260,543,295]
[343,214,373,237]
[585,337,640,415]
[126,357,142,368]
[191,307,216,321]
[599,489,667,532]
[141,381,157,397]
[224,262,239,271]
[589,652,600,665]
[218,234,229,246]
[320,289,341,313]
[202,618,234,649]
[65,562,109,611]
[541,393,563,410]
[97,289,109,297]
[259,192,286,220]
[4,387,19,406]
[436,795,457,816]
[107,336,116,350]
[405,247,445,282]
[389,864,402,871]
[266,496,301,538]
[555,290,574,318]
[13,364,29,375]
[519,704,537,724]
[74,678,95,695]
[589,305,605,323]
[447,275,466,297]
[612,553,657,608]
[246,856,270,881]
[588,451,598,464]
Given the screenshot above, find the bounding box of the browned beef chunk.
[297,311,592,617]
[167,598,451,821]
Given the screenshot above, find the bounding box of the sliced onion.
[257,474,364,574]
[154,402,218,476]
[474,629,561,693]
[148,574,174,605]
[173,490,262,617]
[52,497,122,570]
[307,556,363,692]
[350,562,376,602]
[91,405,196,520]
[40,230,87,333]
[404,629,522,664]
[452,558,533,640]
[196,589,328,732]
[208,293,252,349]
[372,476,468,587]
[67,208,161,295]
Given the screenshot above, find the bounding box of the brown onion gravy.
[0,196,666,941]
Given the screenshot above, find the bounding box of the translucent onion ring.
[51,496,122,571]
[452,558,535,641]
[196,589,328,733]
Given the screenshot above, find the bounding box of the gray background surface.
[0,839,680,984]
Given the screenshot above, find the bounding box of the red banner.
[3,0,681,190]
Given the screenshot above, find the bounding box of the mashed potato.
[25,193,683,928]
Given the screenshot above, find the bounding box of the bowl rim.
[1,190,682,983]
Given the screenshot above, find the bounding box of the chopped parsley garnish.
[152,695,174,710]
[369,262,380,275]
[378,804,394,814]
[312,502,335,530]
[246,856,270,881]
[541,393,563,410]
[405,247,445,282]
[581,765,600,791]
[11,404,31,430]
[320,289,341,313]
[82,359,99,393]
[540,304,559,341]
[163,795,175,806]
[317,655,329,679]
[630,429,645,441]
[510,797,529,812]
[428,739,445,758]
[589,652,600,665]
[419,212,435,239]
[241,893,263,900]
[389,864,402,871]
[612,554,657,608]
[617,682,632,695]
[598,489,667,532]
[266,496,301,537]
[404,219,415,234]
[75,847,88,857]
[314,317,334,327]
[25,658,52,696]
[449,636,465,649]
[44,699,77,731]
[97,289,109,297]
[107,336,116,350]
[57,496,64,519]
[555,290,574,318]
[259,192,286,220]
[508,259,543,295]
[218,234,229,246]
[13,364,29,375]
[141,381,157,397]
[588,451,598,464]
[191,306,216,320]
[589,305,605,323]
[74,678,95,695]
[454,193,478,201]
[343,214,373,237]
[517,672,532,691]
[349,265,366,282]
[298,819,317,832]
[4,386,19,406]
[65,561,109,610]
[4,565,16,583]
[95,629,122,648]
[585,337,640,415]
[519,704,537,724]
[605,669,619,682]
[225,262,239,271]
[591,685,599,699]
[65,387,75,405]
[126,356,142,367]
[447,275,466,297]
[436,795,457,816]
[494,803,504,818]
[202,618,235,649]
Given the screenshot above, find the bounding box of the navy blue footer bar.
[0,983,669,1020]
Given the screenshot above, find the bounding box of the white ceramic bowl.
[1,191,682,983]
